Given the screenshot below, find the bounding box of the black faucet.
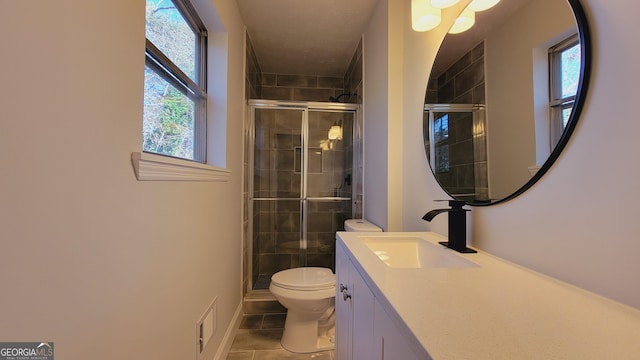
[422,200,477,253]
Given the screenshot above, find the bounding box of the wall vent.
[197,298,217,354]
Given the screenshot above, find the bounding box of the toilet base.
[280,311,335,353]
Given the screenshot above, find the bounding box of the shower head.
[328,93,351,103]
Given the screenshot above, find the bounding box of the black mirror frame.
[431,0,592,207]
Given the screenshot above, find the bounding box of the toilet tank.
[344,219,383,232]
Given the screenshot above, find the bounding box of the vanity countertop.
[337,231,640,359]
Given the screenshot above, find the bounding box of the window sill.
[131,152,231,182]
[528,165,541,177]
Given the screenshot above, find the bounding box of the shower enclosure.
[424,103,488,202]
[248,100,359,291]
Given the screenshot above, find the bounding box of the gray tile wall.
[251,109,353,287]
[260,73,345,102]
[344,38,363,105]
[246,33,262,99]
[428,41,489,201]
[243,34,364,292]
[344,38,363,218]
[436,41,485,105]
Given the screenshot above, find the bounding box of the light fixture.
[412,0,442,32]
[448,8,475,34]
[328,123,342,140]
[430,0,460,8]
[467,0,500,12]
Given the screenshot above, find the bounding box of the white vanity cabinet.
[372,301,426,360]
[336,232,640,359]
[336,242,425,360]
[335,242,375,360]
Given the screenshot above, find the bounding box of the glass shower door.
[252,108,304,289]
[305,110,353,271]
[424,104,488,202]
[250,105,355,291]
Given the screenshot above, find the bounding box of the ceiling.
[235,0,533,78]
[236,0,379,77]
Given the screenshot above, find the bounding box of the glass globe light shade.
[430,0,461,8]
[468,0,500,12]
[449,8,475,34]
[328,125,342,140]
[412,0,442,32]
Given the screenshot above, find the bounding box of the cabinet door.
[335,243,376,360]
[373,301,427,360]
[351,262,374,360]
[335,244,353,360]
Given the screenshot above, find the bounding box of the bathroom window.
[549,35,580,147]
[144,0,207,162]
[434,114,450,172]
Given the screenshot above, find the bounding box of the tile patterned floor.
[226,301,334,360]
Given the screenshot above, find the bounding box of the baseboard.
[212,301,244,360]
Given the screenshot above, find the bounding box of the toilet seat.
[271,267,335,291]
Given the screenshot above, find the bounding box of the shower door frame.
[424,103,487,199]
[247,99,359,295]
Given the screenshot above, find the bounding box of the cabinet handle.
[339,283,351,301]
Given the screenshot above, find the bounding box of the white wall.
[399,0,640,309]
[363,0,390,230]
[485,0,576,199]
[0,0,246,358]
[401,1,474,235]
[363,0,405,231]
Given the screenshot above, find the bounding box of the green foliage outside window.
[143,67,195,159]
[143,0,203,160]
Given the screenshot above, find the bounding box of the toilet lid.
[271,267,336,291]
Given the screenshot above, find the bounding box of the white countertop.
[337,231,640,360]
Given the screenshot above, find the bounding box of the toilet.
[270,267,336,353]
[344,219,383,233]
[269,219,382,353]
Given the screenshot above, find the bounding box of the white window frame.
[144,0,207,162]
[134,0,230,182]
[432,113,450,173]
[549,34,580,147]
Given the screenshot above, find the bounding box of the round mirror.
[423,0,591,205]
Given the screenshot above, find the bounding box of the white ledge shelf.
[131,152,231,182]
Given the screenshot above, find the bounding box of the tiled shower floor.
[226,301,334,360]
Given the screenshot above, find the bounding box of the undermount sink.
[361,237,479,269]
